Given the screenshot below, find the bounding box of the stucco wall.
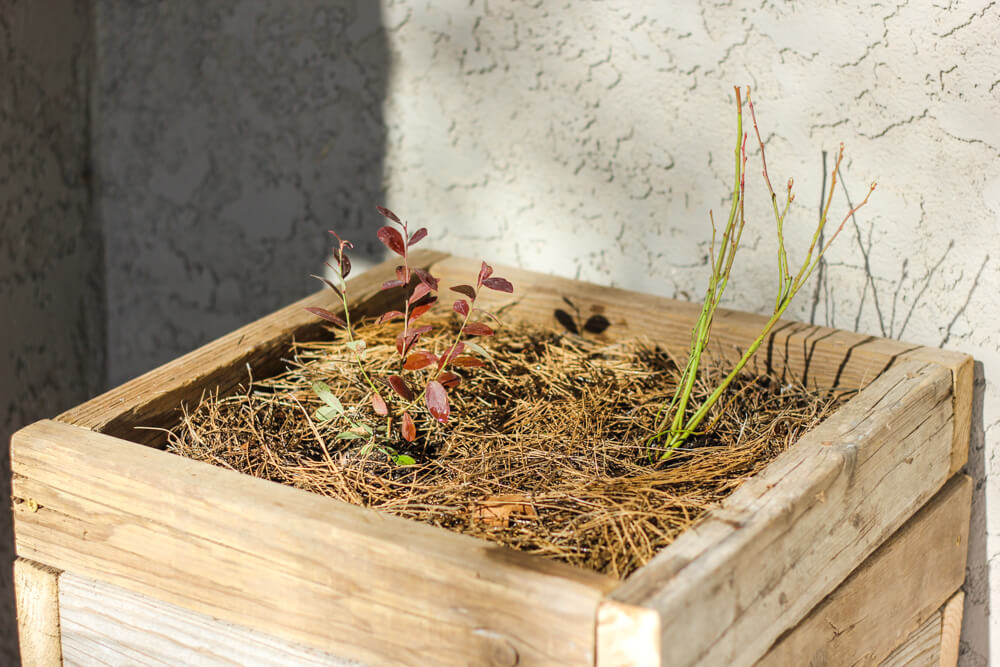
[94,1,391,386]
[379,2,998,664]
[89,0,998,663]
[0,0,100,662]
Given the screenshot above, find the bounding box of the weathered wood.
[940,590,964,667]
[14,558,62,667]
[879,609,942,667]
[878,590,963,667]
[610,359,957,666]
[59,572,360,666]
[11,419,616,666]
[10,254,972,665]
[758,474,971,666]
[55,249,451,447]
[596,600,660,667]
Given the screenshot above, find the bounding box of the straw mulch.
[165,317,845,578]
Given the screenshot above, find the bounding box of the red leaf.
[409,282,432,305]
[409,302,435,323]
[377,226,406,256]
[482,277,513,293]
[311,274,342,298]
[450,284,477,300]
[408,228,428,246]
[464,322,494,336]
[475,308,502,325]
[340,254,352,279]
[437,372,461,390]
[442,342,465,362]
[381,279,406,291]
[403,350,438,370]
[372,393,388,416]
[328,230,354,250]
[401,411,416,442]
[425,380,450,424]
[376,310,404,325]
[413,268,439,290]
[305,307,346,327]
[396,265,409,283]
[477,262,493,287]
[453,299,470,317]
[376,205,401,224]
[388,375,413,401]
[397,325,433,356]
[451,356,485,368]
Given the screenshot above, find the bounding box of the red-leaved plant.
[306,205,513,465]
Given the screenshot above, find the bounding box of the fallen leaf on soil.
[471,494,538,527]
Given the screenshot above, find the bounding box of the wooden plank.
[757,475,971,666]
[939,590,964,667]
[11,420,616,667]
[596,600,660,667]
[878,590,964,666]
[426,256,973,467]
[56,249,451,446]
[879,609,942,667]
[59,572,360,666]
[609,359,957,666]
[14,558,62,667]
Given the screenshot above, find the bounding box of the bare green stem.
[647,86,876,461]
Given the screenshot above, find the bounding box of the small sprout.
[392,453,417,466]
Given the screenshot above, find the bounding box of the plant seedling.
[647,86,876,461]
[306,206,514,464]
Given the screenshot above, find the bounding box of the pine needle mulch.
[164,318,846,579]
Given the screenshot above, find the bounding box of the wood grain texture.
[758,475,971,666]
[55,249,450,447]
[939,590,964,667]
[879,610,943,667]
[610,359,957,666]
[426,256,973,469]
[14,558,62,667]
[11,420,616,667]
[59,572,360,666]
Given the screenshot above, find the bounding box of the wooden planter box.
[11,251,973,666]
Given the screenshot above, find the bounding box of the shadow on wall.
[94,1,390,386]
[1,0,103,663]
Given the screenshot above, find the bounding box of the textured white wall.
[380,2,999,663]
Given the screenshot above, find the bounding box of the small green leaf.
[315,405,340,422]
[336,431,364,440]
[392,454,416,466]
[312,381,344,413]
[462,340,493,360]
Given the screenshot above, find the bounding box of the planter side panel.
[611,360,957,666]
[757,474,971,666]
[11,421,614,667]
[59,573,359,666]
